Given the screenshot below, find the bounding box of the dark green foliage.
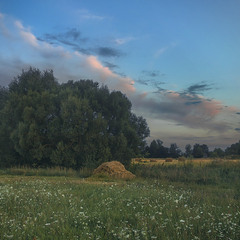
[0,68,150,168]
[147,140,182,158]
[148,139,169,158]
[225,140,240,156]
[185,144,192,158]
[209,148,225,158]
[169,143,182,158]
[192,143,209,158]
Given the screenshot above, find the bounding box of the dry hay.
[133,158,144,163]
[178,157,186,162]
[165,158,173,162]
[93,161,136,180]
[150,159,157,163]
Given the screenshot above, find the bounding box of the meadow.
[130,158,240,186]
[0,159,240,240]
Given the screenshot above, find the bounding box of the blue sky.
[0,0,240,149]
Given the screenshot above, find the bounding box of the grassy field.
[0,160,240,240]
[132,157,240,165]
[131,158,240,186]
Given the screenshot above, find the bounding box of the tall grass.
[130,160,240,186]
[0,166,93,178]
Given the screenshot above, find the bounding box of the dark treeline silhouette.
[0,68,150,168]
[145,139,240,159]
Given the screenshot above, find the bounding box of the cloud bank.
[132,89,236,132]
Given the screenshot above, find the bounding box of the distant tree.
[225,140,240,156]
[201,144,209,157]
[185,144,192,158]
[192,144,204,158]
[149,140,159,158]
[169,143,182,158]
[192,144,209,158]
[149,139,169,158]
[212,148,225,158]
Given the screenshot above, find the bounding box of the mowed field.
[0,159,240,240]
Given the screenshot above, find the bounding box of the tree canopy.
[0,68,150,168]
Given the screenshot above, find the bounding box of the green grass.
[0,175,239,240]
[0,166,93,178]
[130,160,240,187]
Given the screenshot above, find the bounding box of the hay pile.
[93,161,136,180]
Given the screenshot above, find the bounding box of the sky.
[0,0,240,149]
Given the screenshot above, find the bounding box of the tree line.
[0,68,150,168]
[146,139,240,159]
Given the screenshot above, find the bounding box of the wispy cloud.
[114,37,135,45]
[94,47,122,57]
[142,70,165,78]
[136,70,166,88]
[40,28,88,44]
[132,90,235,132]
[154,42,177,58]
[154,46,168,58]
[0,13,135,95]
[76,9,106,21]
[39,29,124,58]
[38,28,89,54]
[103,61,119,70]
[186,81,213,95]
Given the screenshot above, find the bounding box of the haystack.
[93,161,135,180]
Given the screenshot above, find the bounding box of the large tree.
[0,68,150,168]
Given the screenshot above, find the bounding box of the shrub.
[165,158,173,162]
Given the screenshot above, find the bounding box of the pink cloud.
[84,55,135,94]
[131,90,234,131]
[86,55,113,79]
[15,20,39,47]
[199,98,222,117]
